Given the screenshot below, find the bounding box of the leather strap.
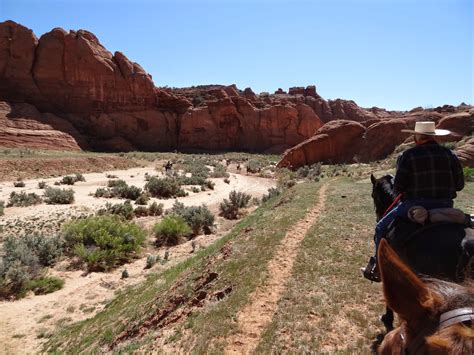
[439,307,474,330]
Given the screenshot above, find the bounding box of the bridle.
[397,307,474,354]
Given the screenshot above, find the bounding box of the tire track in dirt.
[224,184,328,354]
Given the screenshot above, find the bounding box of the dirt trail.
[225,184,328,354]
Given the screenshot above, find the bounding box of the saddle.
[386,207,473,280]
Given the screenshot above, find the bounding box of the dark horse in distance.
[370,174,472,331]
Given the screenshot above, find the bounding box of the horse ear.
[370,174,377,185]
[378,240,438,321]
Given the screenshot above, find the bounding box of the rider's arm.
[451,152,465,192]
[394,153,409,194]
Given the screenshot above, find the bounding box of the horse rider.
[362,121,465,282]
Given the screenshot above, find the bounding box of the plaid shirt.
[394,141,464,200]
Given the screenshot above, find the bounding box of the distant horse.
[164,161,173,174]
[377,239,473,354]
[370,174,470,331]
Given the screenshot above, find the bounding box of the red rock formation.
[455,137,474,167]
[437,110,474,139]
[0,101,86,150]
[0,20,472,159]
[277,120,366,168]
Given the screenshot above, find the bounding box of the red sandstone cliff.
[0,20,472,165]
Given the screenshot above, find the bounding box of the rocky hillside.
[0,20,472,164]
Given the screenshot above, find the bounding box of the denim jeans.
[373,198,453,256]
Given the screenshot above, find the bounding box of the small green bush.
[43,187,74,204]
[7,191,42,207]
[219,190,251,219]
[62,215,145,271]
[210,163,230,178]
[148,201,164,216]
[96,180,142,200]
[246,160,264,173]
[224,178,230,184]
[170,201,215,235]
[13,181,25,188]
[153,215,192,247]
[24,276,64,295]
[0,201,4,216]
[262,187,282,203]
[145,177,185,198]
[145,255,159,269]
[38,181,47,189]
[464,166,474,182]
[135,193,150,205]
[205,180,215,190]
[97,200,134,220]
[0,235,63,298]
[60,176,76,185]
[134,201,164,218]
[75,173,86,182]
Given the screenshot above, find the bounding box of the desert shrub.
[106,173,118,179]
[24,276,64,295]
[210,163,229,178]
[246,159,264,173]
[145,255,159,269]
[251,197,261,206]
[75,173,85,182]
[191,186,200,193]
[464,166,474,182]
[7,191,42,207]
[60,175,76,185]
[0,201,4,216]
[219,190,251,219]
[62,215,145,271]
[170,201,215,235]
[107,179,127,188]
[133,206,149,217]
[148,201,164,216]
[297,163,322,180]
[153,215,192,247]
[43,187,74,204]
[224,178,230,184]
[97,200,134,220]
[13,180,25,188]
[262,187,282,203]
[38,181,47,189]
[145,177,185,198]
[0,234,63,298]
[94,188,111,198]
[135,193,150,205]
[205,180,215,190]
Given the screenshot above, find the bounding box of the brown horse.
[378,239,474,354]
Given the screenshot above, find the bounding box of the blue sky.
[0,0,472,110]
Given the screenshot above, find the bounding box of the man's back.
[394,141,464,200]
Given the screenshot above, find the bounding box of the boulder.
[455,137,474,167]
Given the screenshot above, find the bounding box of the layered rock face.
[277,109,474,168]
[0,20,472,164]
[0,101,86,150]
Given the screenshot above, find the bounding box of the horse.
[370,174,471,331]
[164,161,173,174]
[377,239,473,354]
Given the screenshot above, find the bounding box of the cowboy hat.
[401,121,450,136]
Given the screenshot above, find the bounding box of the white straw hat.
[401,121,450,136]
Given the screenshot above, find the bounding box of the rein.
[399,307,474,354]
[381,193,403,218]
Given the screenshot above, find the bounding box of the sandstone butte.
[0,20,472,167]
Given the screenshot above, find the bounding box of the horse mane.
[372,174,397,218]
[423,278,474,313]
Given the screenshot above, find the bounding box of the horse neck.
[374,183,396,220]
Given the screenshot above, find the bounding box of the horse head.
[378,239,474,354]
[370,174,396,221]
